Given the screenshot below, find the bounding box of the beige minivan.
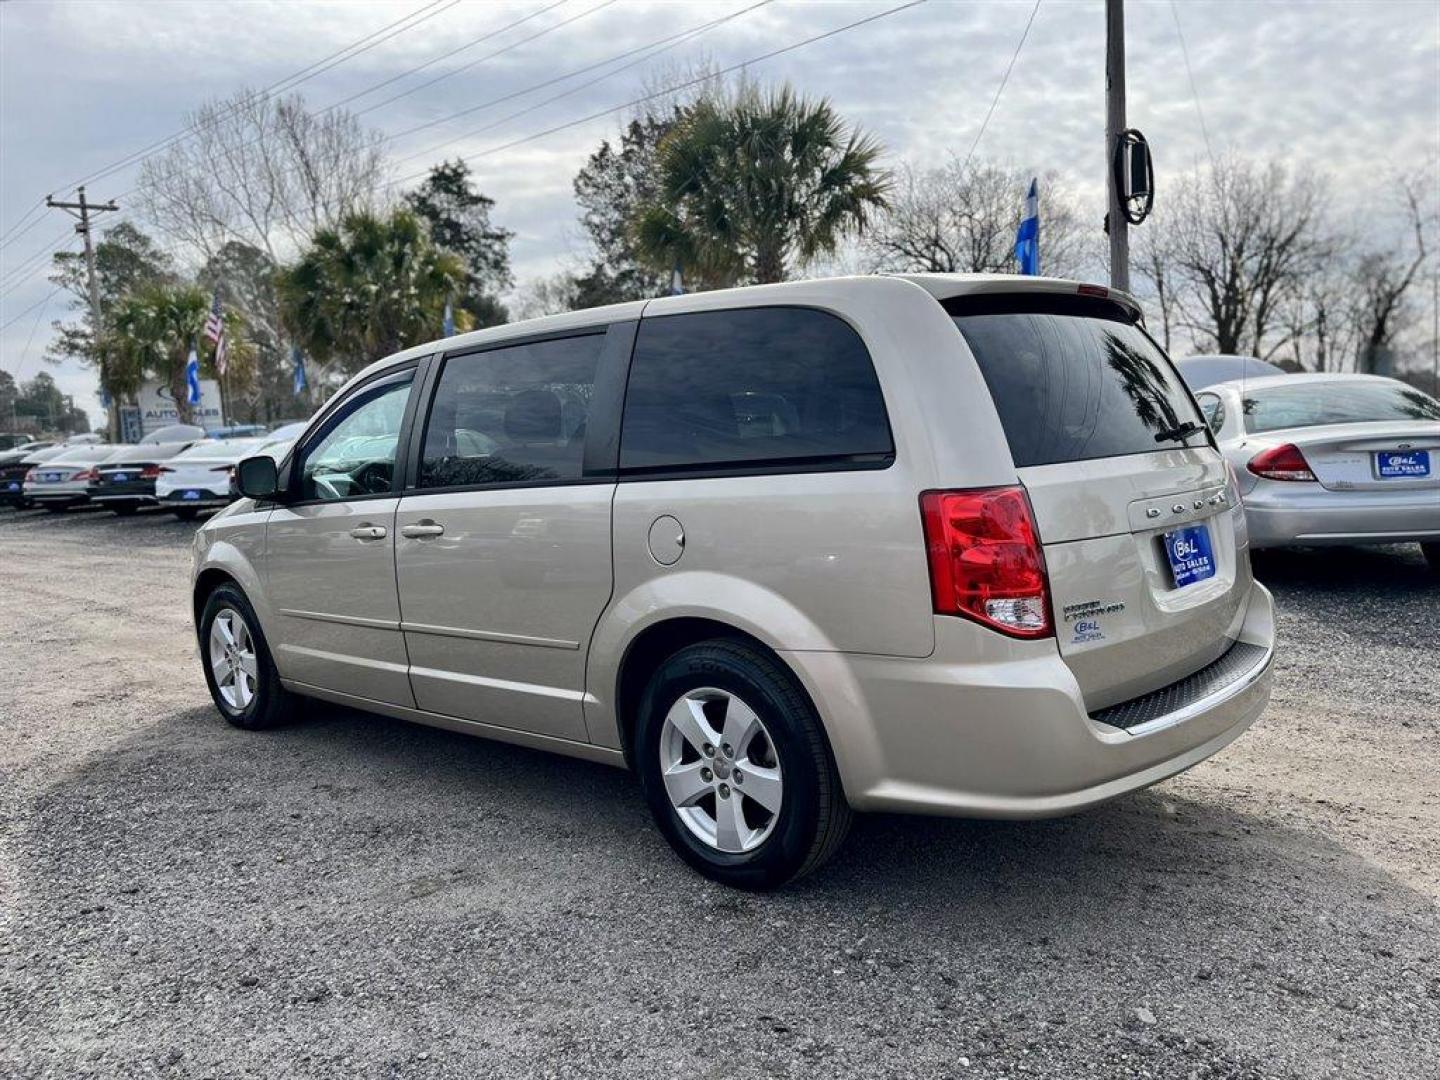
[193,274,1275,888]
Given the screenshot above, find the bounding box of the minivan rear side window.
[619,307,893,473]
[419,334,603,488]
[945,294,1205,468]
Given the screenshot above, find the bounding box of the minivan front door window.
[298,376,413,501]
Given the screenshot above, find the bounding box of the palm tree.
[106,283,232,425]
[277,208,470,374]
[634,86,890,286]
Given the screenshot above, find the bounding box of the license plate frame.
[182,490,201,500]
[1162,523,1217,589]
[1375,450,1430,479]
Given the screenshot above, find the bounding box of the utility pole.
[1105,0,1129,292]
[46,187,119,437]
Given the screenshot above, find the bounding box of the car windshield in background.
[946,294,1204,468]
[1242,382,1440,434]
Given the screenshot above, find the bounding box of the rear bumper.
[784,580,1275,819]
[90,482,158,503]
[24,484,88,505]
[1244,486,1440,548]
[156,486,231,508]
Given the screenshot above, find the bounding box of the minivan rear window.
[620,307,893,473]
[945,294,1205,468]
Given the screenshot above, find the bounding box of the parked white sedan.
[1195,373,1440,567]
[155,426,305,519]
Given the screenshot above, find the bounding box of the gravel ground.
[2,503,1437,1080]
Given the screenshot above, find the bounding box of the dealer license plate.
[1376,450,1430,479]
[1163,524,1217,589]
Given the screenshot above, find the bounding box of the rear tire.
[1422,542,1440,573]
[110,501,138,516]
[635,638,851,889]
[198,583,296,731]
[43,503,68,513]
[173,506,199,521]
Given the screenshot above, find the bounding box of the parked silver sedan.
[1194,373,1440,566]
[21,443,122,510]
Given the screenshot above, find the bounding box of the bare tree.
[137,90,386,263]
[864,159,1092,280]
[1151,157,1332,359]
[1348,176,1433,375]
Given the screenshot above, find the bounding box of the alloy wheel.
[659,687,784,853]
[209,607,258,711]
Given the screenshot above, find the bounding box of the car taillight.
[140,464,162,479]
[71,468,97,483]
[1247,443,1316,482]
[919,486,1052,638]
[210,465,236,475]
[23,468,37,482]
[158,466,176,474]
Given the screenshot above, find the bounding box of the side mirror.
[236,455,280,500]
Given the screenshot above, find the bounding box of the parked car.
[1176,354,1286,390]
[207,424,269,440]
[22,444,122,510]
[0,444,62,507]
[1194,372,1440,566]
[89,437,203,515]
[156,438,266,519]
[193,274,1276,888]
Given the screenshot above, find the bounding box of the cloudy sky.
[2,0,1437,427]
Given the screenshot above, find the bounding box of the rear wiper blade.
[1154,421,1206,444]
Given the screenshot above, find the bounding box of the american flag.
[204,288,228,376]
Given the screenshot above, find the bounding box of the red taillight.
[71,468,97,483]
[920,486,1052,638]
[23,468,37,482]
[158,466,176,474]
[1247,443,1316,482]
[140,464,162,479]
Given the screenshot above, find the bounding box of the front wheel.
[635,638,851,889]
[1422,542,1440,573]
[199,583,296,730]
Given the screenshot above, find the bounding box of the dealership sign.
[137,379,224,437]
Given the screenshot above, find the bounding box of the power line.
[0,227,75,295]
[1169,0,1217,171]
[388,0,773,169]
[63,0,462,192]
[319,0,570,115]
[0,282,65,336]
[352,0,619,119]
[0,200,45,247]
[958,0,1041,173]
[392,0,930,187]
[7,282,62,381]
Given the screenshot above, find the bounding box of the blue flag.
[185,346,202,405]
[291,345,308,396]
[442,299,455,337]
[1014,177,1040,276]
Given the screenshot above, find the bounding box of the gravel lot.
[2,503,1437,1079]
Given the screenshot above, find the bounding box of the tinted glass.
[947,295,1205,467]
[299,374,413,500]
[1242,381,1440,434]
[419,335,602,488]
[620,307,892,471]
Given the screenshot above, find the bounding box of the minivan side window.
[619,307,893,473]
[418,334,603,488]
[297,373,414,501]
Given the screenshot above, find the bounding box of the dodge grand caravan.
[192,274,1275,888]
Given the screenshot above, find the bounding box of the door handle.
[349,524,387,540]
[400,521,445,539]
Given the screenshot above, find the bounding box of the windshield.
[947,294,1206,467]
[1243,381,1440,434]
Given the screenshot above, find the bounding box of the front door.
[265,368,418,706]
[395,331,616,742]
